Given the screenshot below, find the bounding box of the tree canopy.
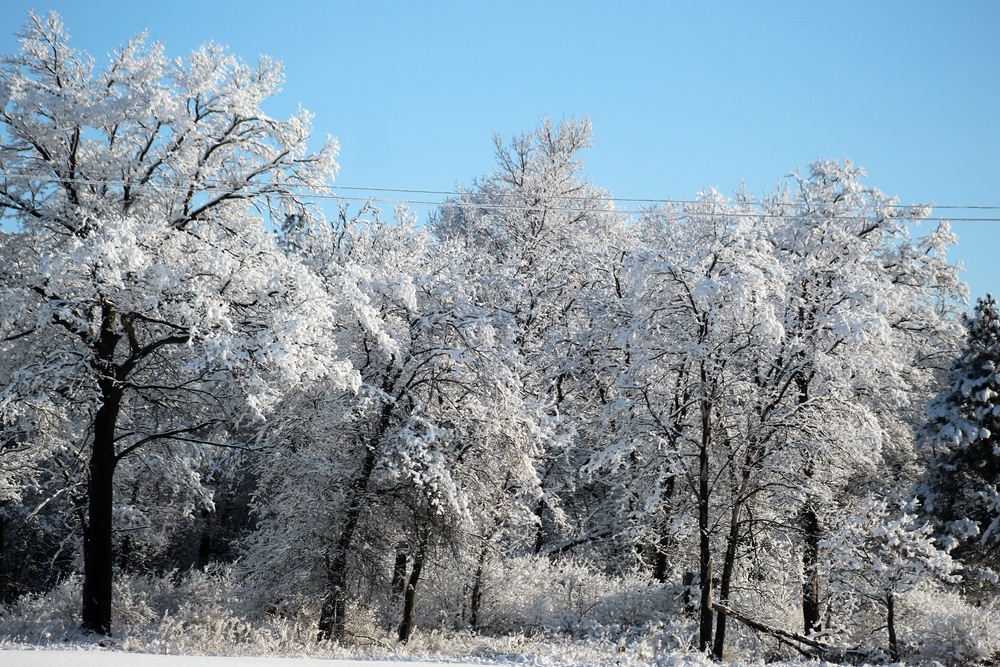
[0,12,992,664]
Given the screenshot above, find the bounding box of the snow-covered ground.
[4,651,488,667]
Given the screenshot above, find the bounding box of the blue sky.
[1,1,997,303]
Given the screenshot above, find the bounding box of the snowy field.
[3,652,490,667]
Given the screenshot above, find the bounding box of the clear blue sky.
[2,1,997,303]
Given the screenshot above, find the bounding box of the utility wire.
[4,173,1000,222]
[4,172,998,208]
[319,184,1000,212]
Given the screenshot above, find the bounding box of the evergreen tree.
[920,295,1000,579]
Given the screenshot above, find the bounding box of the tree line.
[1,12,997,661]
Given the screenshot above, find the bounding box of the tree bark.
[532,499,546,555]
[398,534,427,644]
[469,538,490,630]
[652,476,676,583]
[317,388,395,642]
[713,475,748,660]
[698,374,714,653]
[81,381,122,635]
[887,592,899,662]
[801,502,821,635]
[652,531,670,583]
[699,553,713,653]
[682,570,697,616]
[316,439,379,642]
[712,602,831,653]
[80,302,126,636]
[0,510,8,604]
[796,374,821,636]
[391,544,408,601]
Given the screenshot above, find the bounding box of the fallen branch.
[712,602,833,652]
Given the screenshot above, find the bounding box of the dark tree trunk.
[714,440,762,660]
[317,563,348,642]
[713,483,746,659]
[398,535,426,644]
[0,510,7,604]
[317,391,394,642]
[81,382,122,636]
[532,500,545,555]
[316,440,378,642]
[801,503,821,635]
[682,570,697,616]
[887,592,899,662]
[469,538,490,630]
[796,373,822,636]
[80,303,125,636]
[699,553,713,654]
[652,476,675,583]
[652,532,670,583]
[531,463,554,556]
[698,379,714,653]
[391,544,408,601]
[196,525,212,569]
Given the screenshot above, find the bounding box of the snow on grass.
[4,651,488,667]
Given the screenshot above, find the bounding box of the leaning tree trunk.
[81,380,123,636]
[713,459,752,661]
[316,439,379,642]
[317,383,396,642]
[398,533,427,644]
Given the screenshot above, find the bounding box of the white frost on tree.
[822,499,959,661]
[919,294,1000,580]
[0,11,349,635]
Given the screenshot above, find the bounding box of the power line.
[4,173,1000,222]
[331,196,1000,223]
[323,184,1000,212]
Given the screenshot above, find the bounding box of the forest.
[1,12,998,666]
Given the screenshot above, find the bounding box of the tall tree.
[432,117,630,557]
[772,161,964,636]
[919,294,1000,580]
[243,207,541,641]
[0,12,346,635]
[590,162,963,657]
[606,194,789,654]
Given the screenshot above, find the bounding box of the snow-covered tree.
[432,117,630,558]
[920,294,1000,580]
[241,206,542,642]
[590,161,963,656]
[601,193,793,654]
[0,12,348,635]
[768,160,965,637]
[823,500,959,661]
[0,12,978,653]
